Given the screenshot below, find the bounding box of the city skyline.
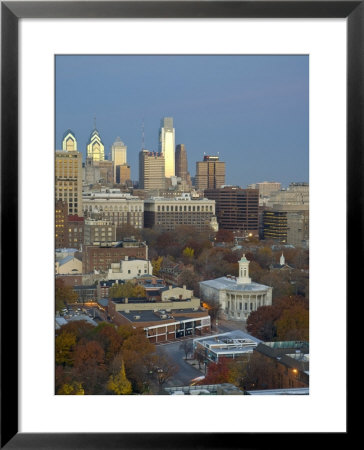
[56,55,309,188]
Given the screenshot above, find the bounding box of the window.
[244,303,247,311]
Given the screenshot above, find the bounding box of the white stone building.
[107,256,153,280]
[82,189,144,228]
[199,255,273,321]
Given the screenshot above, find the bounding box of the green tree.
[107,360,132,395]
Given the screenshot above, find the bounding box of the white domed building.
[199,255,273,321]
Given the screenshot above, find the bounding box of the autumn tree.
[122,330,156,393]
[73,340,107,394]
[275,304,309,341]
[151,256,163,276]
[199,358,231,385]
[240,352,280,390]
[109,281,146,299]
[215,229,234,243]
[246,305,281,341]
[57,381,84,395]
[107,359,132,395]
[55,278,78,311]
[148,352,179,393]
[55,332,77,366]
[178,269,200,295]
[91,323,123,363]
[182,246,195,260]
[116,224,142,241]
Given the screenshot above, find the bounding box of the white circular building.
[199,255,273,321]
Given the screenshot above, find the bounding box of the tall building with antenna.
[159,117,175,178]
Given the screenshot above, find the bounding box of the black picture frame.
[1,1,354,448]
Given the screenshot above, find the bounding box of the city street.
[156,338,203,387]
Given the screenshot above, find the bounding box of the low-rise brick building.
[83,238,148,274]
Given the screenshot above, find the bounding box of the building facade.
[107,257,153,280]
[204,186,259,236]
[144,193,217,232]
[55,200,68,248]
[247,181,281,206]
[83,239,148,273]
[139,150,165,191]
[263,183,309,247]
[159,117,175,178]
[84,219,116,245]
[195,155,225,190]
[87,128,105,162]
[55,134,83,216]
[175,144,191,187]
[111,137,127,183]
[65,215,84,250]
[82,189,144,228]
[200,255,273,321]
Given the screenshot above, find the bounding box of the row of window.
[157,205,213,212]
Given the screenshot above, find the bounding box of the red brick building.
[55,200,68,248]
[66,215,84,250]
[83,238,148,274]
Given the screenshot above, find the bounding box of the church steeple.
[237,254,251,284]
[280,252,285,266]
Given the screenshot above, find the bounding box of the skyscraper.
[204,186,259,236]
[111,137,127,183]
[195,155,225,190]
[139,150,165,191]
[56,130,83,216]
[175,143,191,181]
[87,128,105,162]
[159,117,175,178]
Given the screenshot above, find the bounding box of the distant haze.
[56,55,309,188]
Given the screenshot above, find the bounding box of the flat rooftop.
[118,309,207,323]
[200,277,271,292]
[194,330,262,354]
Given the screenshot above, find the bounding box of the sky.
[55,55,309,188]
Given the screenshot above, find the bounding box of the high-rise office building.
[175,144,192,188]
[139,150,165,191]
[56,130,83,216]
[62,129,78,152]
[263,183,309,247]
[247,181,281,206]
[159,117,175,178]
[195,155,225,190]
[87,128,105,162]
[204,186,259,236]
[111,137,127,183]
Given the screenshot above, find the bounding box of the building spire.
[280,252,285,266]
[94,115,97,130]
